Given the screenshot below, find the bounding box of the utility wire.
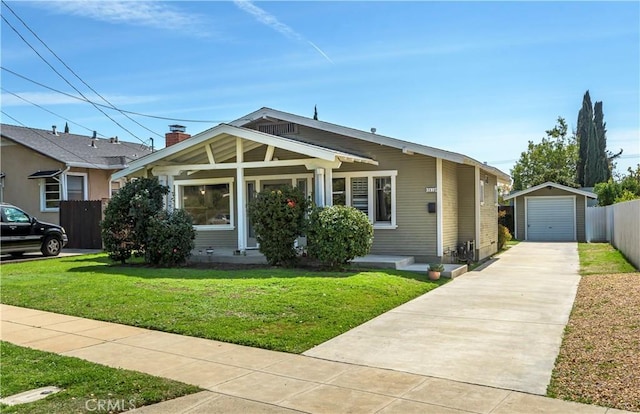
[1,0,162,139]
[1,87,109,138]
[1,67,231,124]
[1,13,149,146]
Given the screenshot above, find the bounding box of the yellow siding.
[457,165,475,243]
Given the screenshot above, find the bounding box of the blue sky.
[2,1,639,179]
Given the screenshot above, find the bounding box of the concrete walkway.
[304,242,581,395]
[1,302,629,413]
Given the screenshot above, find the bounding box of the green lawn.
[578,243,637,275]
[0,342,199,414]
[0,254,444,353]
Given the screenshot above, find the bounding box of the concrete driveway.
[304,242,581,395]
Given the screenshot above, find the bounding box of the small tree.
[594,165,640,206]
[101,177,169,264]
[247,186,308,266]
[307,205,373,268]
[497,210,512,250]
[145,209,195,267]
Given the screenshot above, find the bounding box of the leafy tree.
[511,117,578,191]
[101,177,169,263]
[594,165,640,206]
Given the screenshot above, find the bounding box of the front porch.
[188,249,467,278]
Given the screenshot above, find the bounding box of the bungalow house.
[0,124,152,225]
[112,108,510,263]
[504,181,597,242]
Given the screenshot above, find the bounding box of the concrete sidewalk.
[1,303,627,413]
[304,242,581,395]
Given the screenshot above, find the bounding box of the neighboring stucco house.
[112,108,510,262]
[0,124,152,225]
[504,181,597,242]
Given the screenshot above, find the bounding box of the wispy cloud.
[233,0,334,64]
[29,1,210,36]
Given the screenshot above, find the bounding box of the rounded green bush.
[145,209,196,267]
[307,205,373,268]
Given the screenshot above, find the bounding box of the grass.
[578,243,637,275]
[0,342,200,414]
[0,254,445,354]
[548,243,640,411]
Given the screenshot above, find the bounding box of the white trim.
[333,170,398,229]
[65,172,88,200]
[474,167,480,250]
[236,137,246,251]
[174,177,235,231]
[513,197,518,240]
[505,181,596,200]
[436,158,443,257]
[524,195,577,241]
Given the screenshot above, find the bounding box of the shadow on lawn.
[64,256,433,282]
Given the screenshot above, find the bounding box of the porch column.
[236,137,246,252]
[314,168,325,206]
[324,167,333,207]
[166,175,175,212]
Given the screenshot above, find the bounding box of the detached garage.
[504,182,597,242]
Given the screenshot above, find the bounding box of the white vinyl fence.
[586,199,640,270]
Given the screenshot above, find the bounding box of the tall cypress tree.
[576,91,592,186]
[583,116,599,186]
[593,101,610,182]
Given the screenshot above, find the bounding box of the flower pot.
[428,270,441,280]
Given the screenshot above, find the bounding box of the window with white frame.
[178,179,234,229]
[332,171,397,228]
[480,180,485,206]
[42,176,61,211]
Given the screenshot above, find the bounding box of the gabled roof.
[111,123,377,180]
[231,107,511,183]
[503,181,597,200]
[0,124,152,169]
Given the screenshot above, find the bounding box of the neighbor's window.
[66,174,86,201]
[182,183,232,227]
[42,177,61,210]
[480,180,485,206]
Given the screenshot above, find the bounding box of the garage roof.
[504,181,597,200]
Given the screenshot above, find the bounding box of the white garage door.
[526,197,575,241]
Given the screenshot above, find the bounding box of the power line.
[1,67,230,124]
[1,87,109,138]
[1,110,108,171]
[1,0,162,139]
[0,12,149,146]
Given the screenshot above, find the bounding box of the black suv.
[0,203,68,257]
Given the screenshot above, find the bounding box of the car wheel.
[41,236,62,256]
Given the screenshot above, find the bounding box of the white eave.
[111,123,377,181]
[503,181,597,200]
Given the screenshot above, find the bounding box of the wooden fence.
[59,200,104,249]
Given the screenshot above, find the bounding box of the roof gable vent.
[257,122,297,136]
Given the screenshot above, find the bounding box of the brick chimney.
[165,125,190,147]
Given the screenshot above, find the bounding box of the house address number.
[425,187,437,193]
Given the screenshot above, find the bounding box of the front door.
[245,179,304,249]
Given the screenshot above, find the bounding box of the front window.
[182,183,232,227]
[2,206,30,223]
[374,177,392,223]
[332,171,397,228]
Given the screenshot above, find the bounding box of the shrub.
[145,209,196,267]
[247,186,308,266]
[497,209,513,250]
[307,205,373,268]
[101,177,169,264]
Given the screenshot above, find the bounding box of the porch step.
[351,255,415,270]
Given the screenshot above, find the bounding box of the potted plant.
[428,263,444,280]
